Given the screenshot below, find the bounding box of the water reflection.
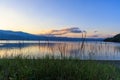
[0,41,120,60]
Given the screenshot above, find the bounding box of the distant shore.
[104,34,120,42]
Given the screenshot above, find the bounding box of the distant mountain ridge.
[0,30,103,41]
[104,34,120,42]
[0,30,42,40]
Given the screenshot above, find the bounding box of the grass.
[0,57,119,80]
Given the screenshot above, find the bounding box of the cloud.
[46,27,85,36]
[94,31,98,33]
[88,34,100,38]
[88,34,114,38]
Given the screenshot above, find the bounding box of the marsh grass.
[0,56,119,80]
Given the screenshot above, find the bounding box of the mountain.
[0,30,43,40]
[104,34,120,42]
[0,30,103,41]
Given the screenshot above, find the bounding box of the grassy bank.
[0,58,120,80]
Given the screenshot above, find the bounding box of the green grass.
[0,57,119,80]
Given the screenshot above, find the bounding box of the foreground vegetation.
[0,57,119,80]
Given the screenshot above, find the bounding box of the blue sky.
[0,0,120,38]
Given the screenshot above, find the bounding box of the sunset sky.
[0,0,120,38]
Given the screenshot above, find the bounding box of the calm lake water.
[0,40,120,60]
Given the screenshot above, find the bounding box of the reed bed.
[0,56,119,80]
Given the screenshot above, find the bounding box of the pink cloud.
[46,27,85,36]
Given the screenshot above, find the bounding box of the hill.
[0,30,46,40]
[104,34,120,42]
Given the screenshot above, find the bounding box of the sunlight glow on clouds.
[0,5,61,34]
[41,27,114,38]
[42,27,85,38]
[46,27,83,35]
[0,6,42,34]
[0,6,19,27]
[0,6,29,31]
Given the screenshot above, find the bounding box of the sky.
[0,0,120,38]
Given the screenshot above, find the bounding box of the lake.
[0,40,120,60]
